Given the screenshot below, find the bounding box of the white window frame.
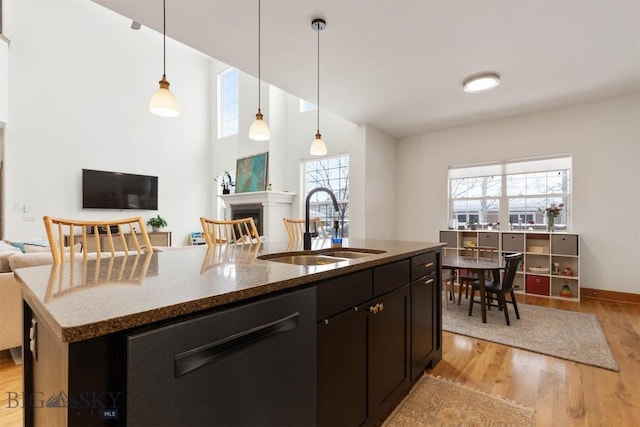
[449,156,572,231]
[217,67,239,138]
[303,154,349,237]
[299,99,317,113]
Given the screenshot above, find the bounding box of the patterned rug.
[383,375,534,427]
[442,297,619,371]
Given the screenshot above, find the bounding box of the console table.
[65,231,172,252]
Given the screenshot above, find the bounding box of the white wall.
[4,0,211,245]
[0,38,8,126]
[397,94,640,294]
[363,125,397,240]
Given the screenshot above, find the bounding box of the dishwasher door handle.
[174,312,300,377]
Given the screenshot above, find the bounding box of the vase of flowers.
[540,203,564,232]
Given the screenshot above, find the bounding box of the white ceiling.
[93,0,640,139]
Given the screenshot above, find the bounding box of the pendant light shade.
[310,18,327,156]
[150,0,180,117]
[249,0,270,141]
[310,131,327,156]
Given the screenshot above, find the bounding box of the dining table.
[442,254,506,323]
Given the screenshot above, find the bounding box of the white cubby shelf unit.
[439,230,580,301]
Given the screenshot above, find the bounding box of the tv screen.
[82,169,158,210]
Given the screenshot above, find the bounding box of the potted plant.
[147,214,167,232]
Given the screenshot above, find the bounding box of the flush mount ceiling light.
[149,0,180,117]
[310,18,327,156]
[249,0,270,141]
[462,72,500,93]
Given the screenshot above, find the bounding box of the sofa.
[0,239,145,351]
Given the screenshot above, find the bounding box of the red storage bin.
[526,275,550,295]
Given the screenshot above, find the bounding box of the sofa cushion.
[24,242,82,254]
[5,238,49,253]
[0,241,23,273]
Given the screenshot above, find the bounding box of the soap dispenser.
[331,220,342,248]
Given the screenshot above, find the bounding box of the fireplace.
[231,204,263,236]
[220,191,297,243]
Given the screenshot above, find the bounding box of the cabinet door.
[410,273,435,381]
[369,284,411,424]
[317,306,368,427]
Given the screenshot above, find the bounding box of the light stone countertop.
[15,238,444,343]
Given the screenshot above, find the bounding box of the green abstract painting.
[235,152,268,193]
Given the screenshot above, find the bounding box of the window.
[449,156,571,230]
[304,154,349,237]
[299,99,317,113]
[218,68,239,138]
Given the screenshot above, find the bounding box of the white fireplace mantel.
[219,191,297,243]
[219,191,296,206]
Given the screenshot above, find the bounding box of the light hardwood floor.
[0,295,638,427]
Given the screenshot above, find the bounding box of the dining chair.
[442,268,456,309]
[457,245,496,304]
[469,253,523,325]
[200,217,261,246]
[282,217,328,241]
[43,216,153,264]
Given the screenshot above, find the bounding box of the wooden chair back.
[200,217,261,246]
[283,217,328,241]
[460,245,496,260]
[501,253,523,291]
[43,216,153,264]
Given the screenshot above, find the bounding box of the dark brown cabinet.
[410,251,442,381]
[317,258,426,426]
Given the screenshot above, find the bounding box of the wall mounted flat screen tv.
[82,169,158,210]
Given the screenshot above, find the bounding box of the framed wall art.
[235,152,268,193]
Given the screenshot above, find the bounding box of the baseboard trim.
[581,287,640,304]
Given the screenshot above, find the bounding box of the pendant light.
[149,0,180,117]
[249,0,270,141]
[310,18,327,156]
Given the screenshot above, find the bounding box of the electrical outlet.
[23,214,36,222]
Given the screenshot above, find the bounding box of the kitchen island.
[15,238,444,426]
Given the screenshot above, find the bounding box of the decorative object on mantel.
[540,202,564,232]
[146,214,167,232]
[235,152,268,193]
[215,171,235,194]
[149,0,180,117]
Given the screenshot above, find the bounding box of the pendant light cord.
[162,0,166,77]
[316,21,320,132]
[258,0,261,109]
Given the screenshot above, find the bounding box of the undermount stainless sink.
[320,249,386,259]
[262,254,351,266]
[258,248,386,266]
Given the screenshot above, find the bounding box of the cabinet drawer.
[439,231,458,249]
[526,275,550,295]
[477,232,499,248]
[373,260,410,297]
[551,234,578,256]
[502,233,524,252]
[317,270,372,320]
[411,252,437,281]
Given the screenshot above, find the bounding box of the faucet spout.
[304,187,339,250]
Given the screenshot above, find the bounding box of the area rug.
[382,374,534,427]
[442,297,619,371]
